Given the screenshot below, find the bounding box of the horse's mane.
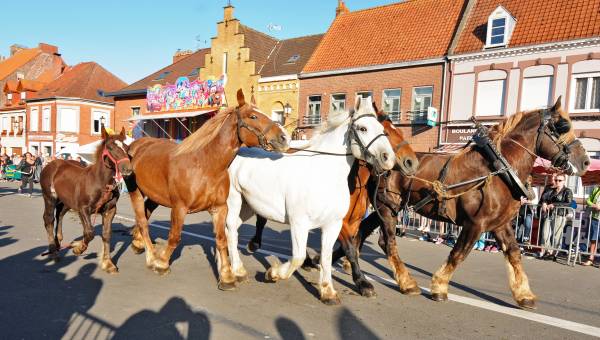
[175,107,233,155]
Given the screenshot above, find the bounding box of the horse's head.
[349,96,396,173]
[373,103,419,176]
[235,89,289,152]
[534,97,589,176]
[101,126,132,177]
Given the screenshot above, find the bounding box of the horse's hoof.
[400,285,422,296]
[517,298,537,310]
[265,268,279,282]
[218,281,237,291]
[152,265,171,276]
[321,295,341,306]
[246,241,260,254]
[431,292,448,302]
[236,273,249,283]
[358,281,377,298]
[102,264,119,274]
[131,244,144,254]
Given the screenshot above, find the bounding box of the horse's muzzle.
[269,133,290,152]
[394,156,419,176]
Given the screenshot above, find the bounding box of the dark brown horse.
[41,127,132,273]
[126,89,289,290]
[350,98,590,309]
[247,106,420,297]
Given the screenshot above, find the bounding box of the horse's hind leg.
[151,204,187,275]
[431,223,481,302]
[55,201,68,246]
[247,214,267,253]
[99,205,118,274]
[378,207,420,296]
[43,197,58,259]
[131,198,158,254]
[494,224,537,309]
[226,198,250,283]
[128,187,157,267]
[71,211,94,256]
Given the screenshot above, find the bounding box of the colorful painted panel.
[146,76,225,112]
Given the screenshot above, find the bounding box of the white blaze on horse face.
[115,140,126,153]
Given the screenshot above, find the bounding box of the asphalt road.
[1,181,599,339]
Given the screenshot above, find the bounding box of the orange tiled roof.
[453,0,600,54]
[35,62,127,103]
[3,80,18,93]
[0,48,42,81]
[17,80,46,92]
[303,0,467,73]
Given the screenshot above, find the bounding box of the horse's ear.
[101,125,109,140]
[552,96,562,112]
[354,95,361,111]
[119,126,126,139]
[237,89,246,107]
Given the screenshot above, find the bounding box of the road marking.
[116,215,600,338]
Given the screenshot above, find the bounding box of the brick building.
[106,5,322,138]
[445,0,600,197]
[0,43,65,155]
[297,0,468,151]
[25,62,127,156]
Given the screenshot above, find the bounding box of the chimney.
[10,44,26,56]
[173,49,193,64]
[224,4,234,21]
[336,0,349,17]
[38,43,59,55]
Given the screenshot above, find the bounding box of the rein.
[101,147,129,182]
[236,108,278,150]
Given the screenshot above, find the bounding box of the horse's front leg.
[338,221,376,298]
[71,210,95,256]
[131,198,159,254]
[319,220,343,305]
[494,224,537,309]
[266,221,309,282]
[431,223,481,301]
[100,204,118,274]
[150,205,186,275]
[211,204,237,291]
[378,206,420,295]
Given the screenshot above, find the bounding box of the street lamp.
[100,116,106,128]
[283,103,292,116]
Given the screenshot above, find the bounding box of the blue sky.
[0,0,399,84]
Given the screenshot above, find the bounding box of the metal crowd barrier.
[394,204,599,267]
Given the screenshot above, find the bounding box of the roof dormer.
[485,6,516,49]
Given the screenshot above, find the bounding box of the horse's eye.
[250,114,257,120]
[359,127,367,132]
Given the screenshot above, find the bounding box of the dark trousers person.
[19,174,34,196]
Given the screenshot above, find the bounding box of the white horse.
[226,97,396,304]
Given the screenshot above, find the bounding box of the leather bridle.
[236,107,279,150]
[101,146,130,181]
[534,108,576,171]
[349,113,388,161]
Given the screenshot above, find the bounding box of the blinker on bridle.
[535,108,575,171]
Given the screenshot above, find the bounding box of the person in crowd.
[517,177,537,245]
[538,174,557,257]
[0,153,11,182]
[17,152,36,197]
[584,185,600,267]
[33,152,43,183]
[76,156,86,167]
[474,232,486,251]
[539,174,573,261]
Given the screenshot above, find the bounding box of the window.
[154,71,171,81]
[189,68,200,77]
[20,92,26,100]
[286,55,300,64]
[411,86,433,120]
[1,117,8,132]
[91,110,109,135]
[305,95,322,125]
[222,52,228,74]
[272,110,285,125]
[16,72,24,80]
[383,89,401,122]
[476,80,505,116]
[30,107,39,131]
[485,6,515,48]
[131,107,141,116]
[571,74,600,112]
[57,106,78,132]
[521,76,553,111]
[356,91,373,99]
[42,106,51,131]
[7,93,12,101]
[330,94,346,112]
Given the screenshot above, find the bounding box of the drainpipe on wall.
[437,57,450,150]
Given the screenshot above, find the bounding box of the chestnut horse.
[351,98,590,309]
[247,105,420,297]
[41,126,132,273]
[126,89,289,290]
